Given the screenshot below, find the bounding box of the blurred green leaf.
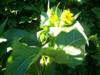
[44,47,84,68]
[43,29,86,68]
[3,29,29,40]
[54,30,86,67]
[56,30,86,50]
[3,29,41,46]
[5,41,43,75]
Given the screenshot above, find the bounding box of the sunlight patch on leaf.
[74,57,83,60]
[7,47,12,52]
[63,46,81,56]
[0,38,7,43]
[49,26,75,37]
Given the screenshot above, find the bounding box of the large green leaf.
[3,29,41,46]
[49,21,89,45]
[25,63,41,75]
[56,30,86,51]
[5,41,43,75]
[44,47,84,68]
[3,29,30,40]
[44,30,86,67]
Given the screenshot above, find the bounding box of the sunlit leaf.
[53,30,86,67]
[44,47,84,68]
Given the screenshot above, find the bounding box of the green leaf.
[44,30,86,67]
[56,30,86,50]
[74,21,89,45]
[3,29,29,40]
[49,21,89,45]
[0,18,8,36]
[25,63,41,75]
[5,41,43,75]
[3,29,41,46]
[44,47,84,68]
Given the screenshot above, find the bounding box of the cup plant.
[38,2,89,66]
[5,2,89,75]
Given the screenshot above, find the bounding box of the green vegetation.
[0,0,100,75]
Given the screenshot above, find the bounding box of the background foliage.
[0,0,100,75]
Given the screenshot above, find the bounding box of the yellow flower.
[50,13,59,25]
[61,9,74,25]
